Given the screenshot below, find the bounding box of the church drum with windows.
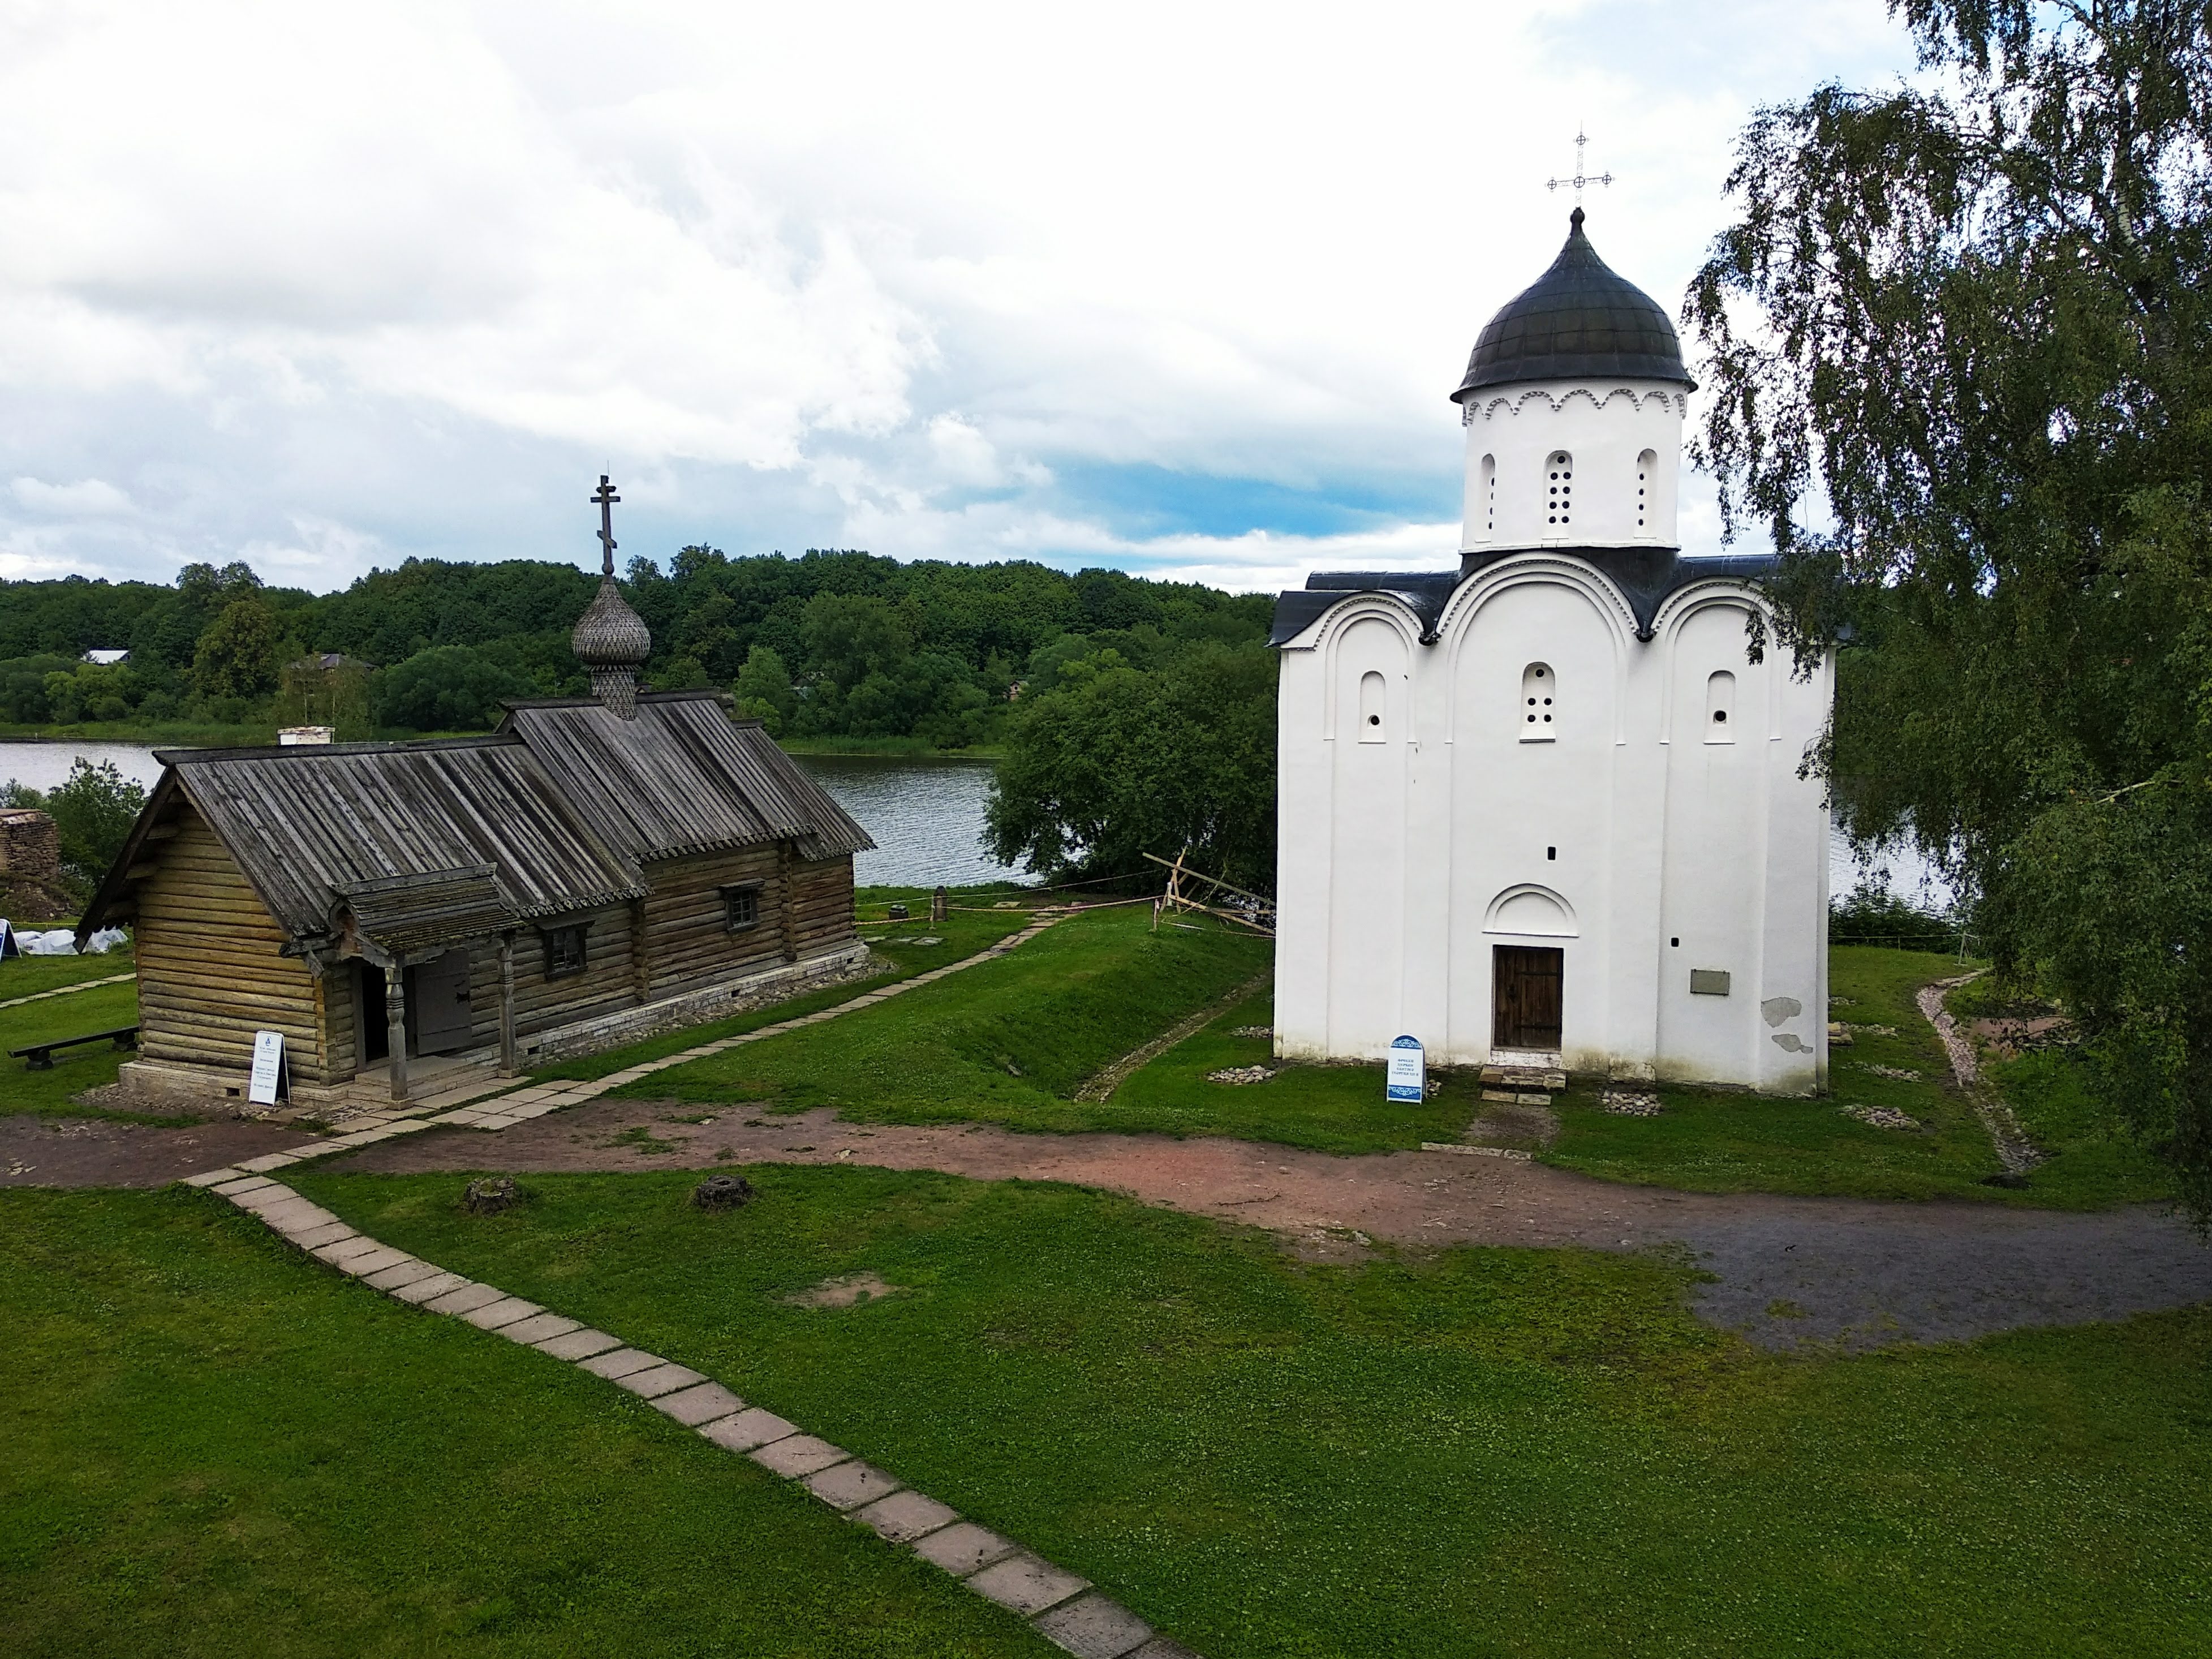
[1268,210,1831,1092]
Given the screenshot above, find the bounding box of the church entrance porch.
[1492,945,1564,1051]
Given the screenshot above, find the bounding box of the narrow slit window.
[1481,453,1496,535]
[1544,451,1573,529]
[1705,669,1736,742]
[1519,661,1556,742]
[1358,670,1386,742]
[1636,449,1656,531]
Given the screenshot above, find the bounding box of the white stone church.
[1269,208,1831,1093]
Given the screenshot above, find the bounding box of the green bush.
[371,646,533,733]
[1829,886,1963,950]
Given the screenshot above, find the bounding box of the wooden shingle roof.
[499,691,873,864]
[76,692,872,952]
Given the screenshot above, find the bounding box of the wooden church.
[76,482,875,1110]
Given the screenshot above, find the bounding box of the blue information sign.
[1385,1034,1425,1103]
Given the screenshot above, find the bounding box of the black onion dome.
[571,577,651,668]
[1451,208,1694,402]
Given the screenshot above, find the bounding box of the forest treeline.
[0,548,1272,748]
[0,548,1282,891]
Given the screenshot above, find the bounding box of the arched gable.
[1312,600,1421,743]
[1434,556,1636,744]
[1651,582,1775,743]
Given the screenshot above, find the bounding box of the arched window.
[1636,449,1656,532]
[1519,661,1556,742]
[1480,453,1496,536]
[1358,670,1386,742]
[1544,452,1573,530]
[1705,669,1736,742]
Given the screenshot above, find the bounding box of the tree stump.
[693,1174,755,1211]
[463,1176,519,1215]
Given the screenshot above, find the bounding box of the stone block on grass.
[653,1381,744,1425]
[311,1236,387,1267]
[182,1167,242,1188]
[532,1327,623,1361]
[460,1296,542,1331]
[803,1460,901,1512]
[966,1554,1089,1617]
[291,1221,357,1250]
[423,1282,509,1316]
[615,1362,707,1400]
[335,1246,413,1278]
[699,1408,797,1454]
[578,1347,665,1382]
[747,1433,849,1479]
[390,1271,472,1305]
[212,1177,279,1198]
[912,1520,1019,1578]
[267,1214,341,1241]
[363,1258,444,1292]
[1031,1593,1156,1659]
[497,1312,582,1346]
[853,1489,957,1544]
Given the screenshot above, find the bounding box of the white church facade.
[1269,208,1832,1093]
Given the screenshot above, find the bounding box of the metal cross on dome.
[591,474,620,576]
[1547,127,1613,205]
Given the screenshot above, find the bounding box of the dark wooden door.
[1493,945,1564,1050]
[407,948,473,1056]
[355,961,389,1063]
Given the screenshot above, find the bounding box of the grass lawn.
[1947,974,2174,1208]
[0,949,148,1119]
[292,1163,2212,1658]
[619,904,1276,1133]
[1542,947,2176,1207]
[529,906,1036,1083]
[0,1186,1054,1658]
[1095,985,1474,1152]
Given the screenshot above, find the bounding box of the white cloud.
[10,476,135,517]
[0,0,1919,588]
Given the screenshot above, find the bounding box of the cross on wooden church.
[592,474,620,575]
[1547,127,1613,204]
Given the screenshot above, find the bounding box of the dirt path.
[13,1097,2210,1352]
[0,1112,317,1186]
[295,1098,2212,1352]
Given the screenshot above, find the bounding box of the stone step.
[1481,1065,1567,1091]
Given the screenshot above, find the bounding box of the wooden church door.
[406,948,474,1056]
[1492,945,1564,1050]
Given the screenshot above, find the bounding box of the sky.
[0,0,1920,601]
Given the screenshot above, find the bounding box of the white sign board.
[1385,1034,1425,1103]
[248,1029,288,1106]
[0,918,14,959]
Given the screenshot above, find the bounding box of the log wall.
[789,855,858,955]
[134,807,335,1083]
[640,843,794,999]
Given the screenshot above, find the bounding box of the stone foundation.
[518,940,876,1064]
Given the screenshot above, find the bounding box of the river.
[0,739,1948,902]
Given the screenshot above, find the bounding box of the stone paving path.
[222,912,1066,1177]
[0,970,134,1012]
[182,1159,1186,1659]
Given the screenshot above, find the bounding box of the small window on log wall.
[724,884,763,932]
[544,925,587,979]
